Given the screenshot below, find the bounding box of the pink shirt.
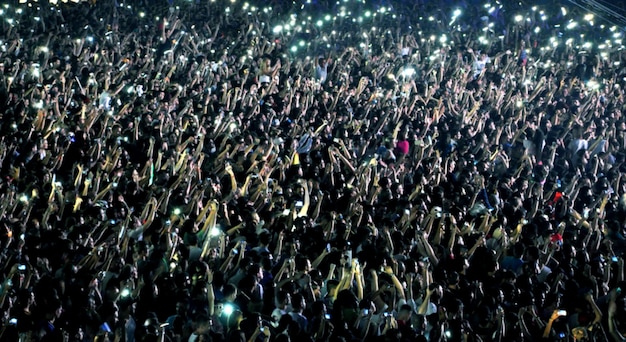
[396,140,410,155]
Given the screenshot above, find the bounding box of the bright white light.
[514,15,523,22]
[223,304,234,316]
[587,80,599,90]
[401,67,415,78]
[210,227,221,237]
[272,25,283,34]
[584,14,594,21]
[566,21,577,29]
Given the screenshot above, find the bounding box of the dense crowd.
[0,0,625,341]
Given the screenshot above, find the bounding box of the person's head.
[98,302,118,327]
[397,304,412,322]
[247,263,264,282]
[238,274,258,295]
[291,293,306,313]
[175,298,189,316]
[104,280,120,302]
[325,279,339,298]
[192,313,211,335]
[294,254,311,273]
[276,290,291,309]
[429,283,443,303]
[223,283,238,302]
[212,299,224,317]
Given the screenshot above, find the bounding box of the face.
[214,304,224,316]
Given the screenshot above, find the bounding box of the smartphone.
[9,318,17,325]
[326,243,331,253]
[260,327,265,333]
[363,309,369,315]
[18,264,26,271]
[101,322,112,333]
[324,314,331,320]
[295,200,304,208]
[611,256,619,263]
[557,310,567,316]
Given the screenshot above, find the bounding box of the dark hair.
[223,283,237,298]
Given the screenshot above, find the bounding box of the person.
[314,57,329,85]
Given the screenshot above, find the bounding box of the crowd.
[0,0,625,341]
